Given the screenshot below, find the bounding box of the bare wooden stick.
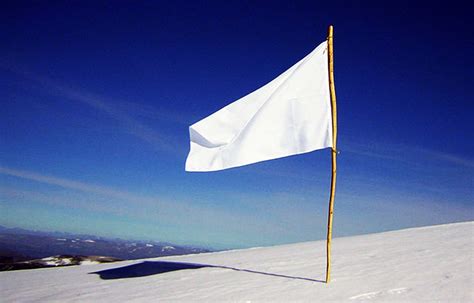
[325,24,338,284]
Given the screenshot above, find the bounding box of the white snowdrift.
[1,221,472,302]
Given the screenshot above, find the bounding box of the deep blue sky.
[1,1,473,249]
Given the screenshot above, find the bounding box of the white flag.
[186,41,332,172]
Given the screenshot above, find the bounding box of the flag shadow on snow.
[91,261,207,279]
[90,261,323,283]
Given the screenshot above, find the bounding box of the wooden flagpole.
[325,25,338,284]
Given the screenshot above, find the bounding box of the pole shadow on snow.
[90,261,323,283]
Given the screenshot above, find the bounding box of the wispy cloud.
[113,100,191,125]
[0,186,137,218]
[345,142,474,169]
[0,166,151,203]
[45,80,178,153]
[415,147,474,169]
[1,64,184,153]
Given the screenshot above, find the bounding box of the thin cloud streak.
[44,79,177,153]
[345,142,474,169]
[0,186,137,218]
[0,166,148,203]
[416,148,474,169]
[1,64,181,153]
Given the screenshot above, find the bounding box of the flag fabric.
[186,41,332,172]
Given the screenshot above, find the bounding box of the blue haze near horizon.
[1,1,473,250]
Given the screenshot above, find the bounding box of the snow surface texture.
[1,222,472,302]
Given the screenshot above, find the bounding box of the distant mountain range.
[0,225,211,270]
[1,255,122,271]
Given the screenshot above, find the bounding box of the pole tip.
[328,25,334,37]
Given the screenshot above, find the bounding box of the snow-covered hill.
[1,221,472,302]
[0,229,209,262]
